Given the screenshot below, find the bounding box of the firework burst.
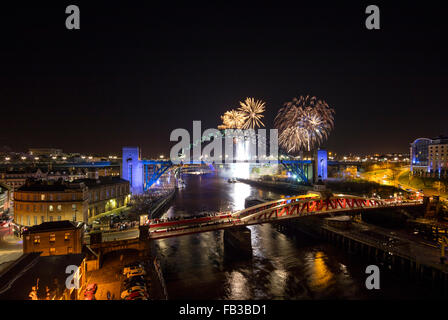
[238,97,266,129]
[274,95,335,154]
[220,109,247,129]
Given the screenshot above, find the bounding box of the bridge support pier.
[223,227,252,260]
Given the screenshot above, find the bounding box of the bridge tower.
[313,149,328,183]
[122,146,144,194]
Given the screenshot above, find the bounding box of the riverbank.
[150,189,175,219]
[237,178,311,194]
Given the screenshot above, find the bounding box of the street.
[0,225,23,273]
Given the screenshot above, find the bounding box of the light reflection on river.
[154,171,438,300]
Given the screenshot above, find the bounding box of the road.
[0,225,23,273]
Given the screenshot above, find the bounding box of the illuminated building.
[22,220,84,256]
[13,176,130,227]
[411,136,448,178]
[14,181,89,226]
[0,183,10,215]
[73,176,130,222]
[28,148,63,157]
[0,168,46,193]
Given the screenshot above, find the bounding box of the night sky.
[0,1,447,157]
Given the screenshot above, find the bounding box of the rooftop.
[17,181,86,192]
[73,176,128,187]
[23,220,84,234]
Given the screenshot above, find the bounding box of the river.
[154,170,437,299]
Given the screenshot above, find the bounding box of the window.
[50,247,56,255]
[27,216,30,226]
[49,194,53,201]
[33,205,37,212]
[57,194,61,201]
[67,247,73,254]
[49,234,56,242]
[49,205,54,212]
[33,236,40,244]
[72,204,77,211]
[33,216,37,225]
[41,216,45,224]
[26,205,30,212]
[57,205,62,211]
[49,216,53,222]
[64,232,71,241]
[72,194,76,200]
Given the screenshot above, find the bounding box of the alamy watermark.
[170,121,279,164]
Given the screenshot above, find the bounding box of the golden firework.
[238,97,266,129]
[220,109,246,129]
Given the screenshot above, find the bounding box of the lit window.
[50,247,56,255]
[49,205,54,212]
[57,205,62,211]
[72,204,77,211]
[33,236,40,244]
[64,232,71,241]
[49,234,56,242]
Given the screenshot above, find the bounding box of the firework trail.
[219,109,247,129]
[238,97,266,129]
[274,95,335,154]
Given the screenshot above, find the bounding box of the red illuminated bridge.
[144,193,423,240]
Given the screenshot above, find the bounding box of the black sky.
[0,1,447,157]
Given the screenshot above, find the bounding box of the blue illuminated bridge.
[121,146,363,193]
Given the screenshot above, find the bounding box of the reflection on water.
[309,251,334,291]
[226,271,250,300]
[155,171,438,300]
[230,182,252,211]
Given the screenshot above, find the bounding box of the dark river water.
[155,170,437,299]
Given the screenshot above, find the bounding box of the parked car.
[124,291,147,300]
[84,283,97,300]
[122,265,144,276]
[124,280,146,288]
[126,269,146,278]
[124,275,145,284]
[121,288,148,299]
[125,285,146,292]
